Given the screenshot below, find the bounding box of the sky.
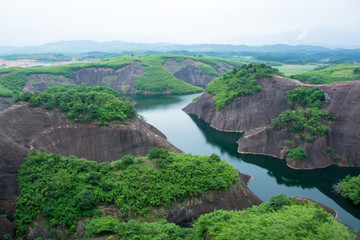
[1,0,360,47]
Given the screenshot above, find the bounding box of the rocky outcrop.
[24,61,145,94]
[183,76,360,169]
[0,104,180,237]
[23,59,236,94]
[166,173,262,226]
[0,97,12,112]
[164,59,228,87]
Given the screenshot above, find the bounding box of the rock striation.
[24,62,145,94]
[183,76,360,169]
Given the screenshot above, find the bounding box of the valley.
[0,55,359,239]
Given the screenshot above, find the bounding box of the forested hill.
[0,55,242,98]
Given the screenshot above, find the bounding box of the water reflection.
[134,94,183,110]
[188,105,360,223]
[135,93,360,229]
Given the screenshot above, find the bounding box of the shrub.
[76,189,98,210]
[284,140,294,147]
[286,147,307,162]
[337,175,360,205]
[209,153,221,162]
[268,194,291,210]
[335,154,341,164]
[120,155,135,168]
[286,87,325,108]
[327,147,333,157]
[147,147,170,159]
[271,108,330,142]
[210,177,228,190]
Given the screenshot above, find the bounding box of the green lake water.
[134,93,360,230]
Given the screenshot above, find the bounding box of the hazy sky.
[1,0,360,47]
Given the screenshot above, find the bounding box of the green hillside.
[15,149,238,236]
[290,65,360,84]
[206,63,282,110]
[0,55,243,97]
[14,84,136,126]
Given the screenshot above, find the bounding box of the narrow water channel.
[134,93,360,230]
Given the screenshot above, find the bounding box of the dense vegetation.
[14,84,136,126]
[337,175,360,205]
[206,63,281,110]
[286,87,326,108]
[272,106,330,142]
[285,147,307,162]
[290,65,360,84]
[0,55,242,96]
[84,217,191,239]
[33,192,354,239]
[191,195,355,240]
[272,87,330,142]
[15,149,239,236]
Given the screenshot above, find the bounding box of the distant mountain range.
[1,40,358,55]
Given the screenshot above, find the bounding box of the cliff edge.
[183,76,360,169]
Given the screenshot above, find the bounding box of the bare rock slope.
[183,76,360,169]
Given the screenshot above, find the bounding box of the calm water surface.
[134,93,360,230]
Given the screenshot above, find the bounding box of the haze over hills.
[1,40,360,56]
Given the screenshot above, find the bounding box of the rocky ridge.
[23,59,235,95]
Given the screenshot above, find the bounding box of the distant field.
[275,64,317,76]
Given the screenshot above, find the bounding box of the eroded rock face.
[183,77,360,169]
[166,173,262,226]
[24,62,145,94]
[0,97,13,112]
[0,104,180,233]
[164,59,225,87]
[23,59,236,94]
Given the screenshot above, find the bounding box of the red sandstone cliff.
[183,77,360,169]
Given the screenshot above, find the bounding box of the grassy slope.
[275,64,317,76]
[0,55,242,96]
[290,64,360,84]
